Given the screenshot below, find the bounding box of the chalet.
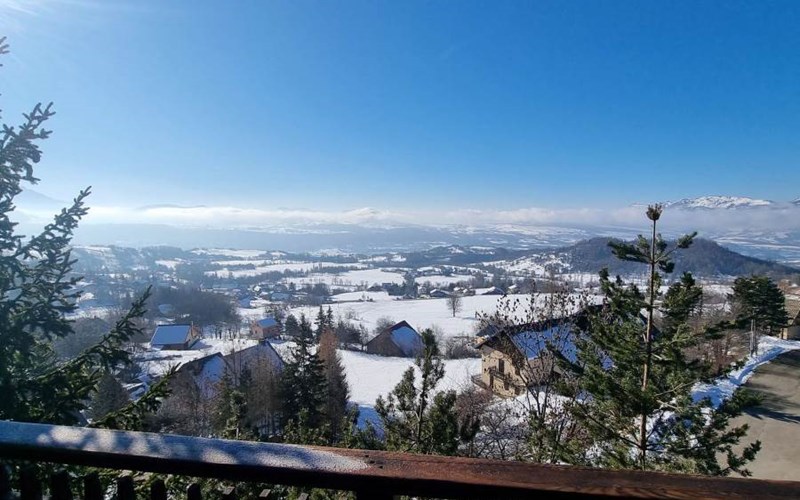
[250,317,281,339]
[429,289,451,298]
[475,319,578,397]
[482,286,505,295]
[150,324,201,350]
[475,308,636,397]
[781,295,800,340]
[366,321,424,357]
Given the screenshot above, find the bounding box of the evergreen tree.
[731,275,788,334]
[326,306,334,332]
[298,313,314,340]
[284,313,300,337]
[375,329,475,455]
[314,306,327,339]
[0,38,161,427]
[87,372,130,422]
[281,331,327,443]
[212,373,250,440]
[318,328,350,442]
[560,204,759,475]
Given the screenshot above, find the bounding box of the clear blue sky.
[2,0,798,211]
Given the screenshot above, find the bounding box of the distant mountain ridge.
[371,238,799,279]
[553,237,798,278]
[662,196,775,210]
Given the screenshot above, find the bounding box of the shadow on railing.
[1,420,799,499]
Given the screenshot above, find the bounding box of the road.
[729,350,800,481]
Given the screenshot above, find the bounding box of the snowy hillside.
[663,196,774,210]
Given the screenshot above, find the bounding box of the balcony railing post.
[0,464,10,500]
[83,473,102,500]
[220,485,236,500]
[150,479,167,500]
[20,467,42,500]
[116,476,134,500]
[187,482,202,500]
[49,470,72,500]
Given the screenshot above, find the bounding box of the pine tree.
[212,373,250,440]
[326,306,334,332]
[298,313,314,340]
[281,331,327,443]
[284,313,300,337]
[375,329,475,455]
[318,328,350,442]
[731,276,788,335]
[314,306,327,339]
[0,38,161,427]
[560,204,759,475]
[87,372,130,422]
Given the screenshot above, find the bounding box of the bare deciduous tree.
[446,294,463,317]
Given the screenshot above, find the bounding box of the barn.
[365,320,424,358]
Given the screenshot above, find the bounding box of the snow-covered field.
[331,291,396,302]
[414,274,473,286]
[290,294,546,339]
[284,269,406,288]
[246,339,481,427]
[192,249,273,258]
[339,350,480,426]
[207,261,366,278]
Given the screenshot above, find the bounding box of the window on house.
[498,359,505,374]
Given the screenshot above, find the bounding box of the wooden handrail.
[1,420,799,499]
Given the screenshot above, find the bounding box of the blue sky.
[2,0,799,215]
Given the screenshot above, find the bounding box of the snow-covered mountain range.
[12,190,800,266]
[662,196,776,210]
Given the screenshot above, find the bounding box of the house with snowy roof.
[250,317,281,340]
[173,352,227,397]
[150,324,200,350]
[474,309,599,398]
[365,320,424,358]
[223,343,284,384]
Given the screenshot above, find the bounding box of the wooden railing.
[1,420,800,499]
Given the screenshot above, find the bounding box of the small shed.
[365,321,424,358]
[250,317,281,340]
[781,295,800,340]
[150,324,200,350]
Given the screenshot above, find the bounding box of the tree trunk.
[639,215,658,469]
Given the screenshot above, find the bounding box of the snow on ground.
[340,350,479,427]
[285,269,406,288]
[66,306,116,320]
[138,338,260,378]
[265,340,480,427]
[693,336,800,407]
[192,249,268,258]
[155,259,182,269]
[415,274,473,286]
[332,291,396,302]
[290,294,544,339]
[207,262,365,278]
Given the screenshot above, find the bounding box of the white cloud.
[15,200,800,235]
